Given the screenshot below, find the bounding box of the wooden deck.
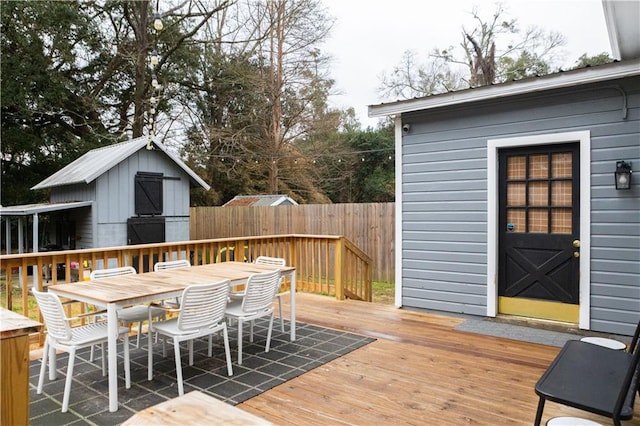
[240,293,640,425]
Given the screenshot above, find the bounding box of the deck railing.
[0,234,372,319]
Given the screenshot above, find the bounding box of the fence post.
[335,237,345,300]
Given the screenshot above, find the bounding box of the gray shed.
[1,137,209,255]
[368,3,640,336]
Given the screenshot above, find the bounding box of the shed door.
[498,143,580,322]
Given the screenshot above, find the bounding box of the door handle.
[572,240,580,248]
[573,251,580,258]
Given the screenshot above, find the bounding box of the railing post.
[335,237,345,300]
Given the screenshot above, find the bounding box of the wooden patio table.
[47,261,296,412]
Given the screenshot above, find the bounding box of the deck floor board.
[240,293,640,425]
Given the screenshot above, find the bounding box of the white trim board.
[486,131,591,330]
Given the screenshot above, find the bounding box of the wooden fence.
[190,203,395,283]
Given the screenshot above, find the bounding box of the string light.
[207,147,395,165]
[146,3,163,150]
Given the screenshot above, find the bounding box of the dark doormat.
[29,319,375,426]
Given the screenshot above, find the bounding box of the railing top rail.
[0,234,346,261]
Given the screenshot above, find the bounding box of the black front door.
[498,143,580,318]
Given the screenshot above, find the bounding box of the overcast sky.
[321,0,613,128]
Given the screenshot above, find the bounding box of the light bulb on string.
[152,74,159,88]
[150,50,159,66]
[153,12,163,31]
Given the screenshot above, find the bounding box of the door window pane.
[507,209,526,233]
[529,155,549,179]
[508,156,526,179]
[507,183,526,206]
[529,209,548,233]
[529,182,548,206]
[552,153,572,178]
[552,181,572,206]
[551,209,572,234]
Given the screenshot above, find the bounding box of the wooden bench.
[121,391,272,425]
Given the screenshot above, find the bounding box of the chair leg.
[222,325,233,376]
[148,326,154,381]
[136,321,142,348]
[249,320,254,342]
[173,337,184,396]
[48,343,57,380]
[277,296,284,333]
[265,313,274,353]
[123,332,131,389]
[101,342,106,376]
[238,319,244,365]
[533,397,545,426]
[61,347,76,413]
[188,340,194,366]
[37,339,49,394]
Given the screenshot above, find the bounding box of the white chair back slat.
[177,280,230,331]
[90,266,137,280]
[32,288,72,342]
[255,256,285,268]
[241,270,281,314]
[255,256,285,296]
[154,260,191,272]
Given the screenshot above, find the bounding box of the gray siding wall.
[401,77,640,335]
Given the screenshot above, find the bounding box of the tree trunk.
[133,1,150,138]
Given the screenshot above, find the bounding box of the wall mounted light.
[614,160,632,190]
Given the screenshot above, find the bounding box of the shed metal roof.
[31,137,210,191]
[0,200,93,216]
[223,195,298,207]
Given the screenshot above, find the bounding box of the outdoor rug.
[29,319,375,426]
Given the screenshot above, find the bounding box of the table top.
[48,262,294,305]
[121,390,272,425]
[535,339,633,417]
[0,307,42,339]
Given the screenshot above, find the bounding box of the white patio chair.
[91,266,160,349]
[154,259,191,272]
[230,256,286,332]
[225,269,281,365]
[32,287,131,413]
[148,280,233,396]
[154,260,191,307]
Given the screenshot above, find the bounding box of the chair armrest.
[149,302,181,313]
[229,292,245,300]
[67,311,107,322]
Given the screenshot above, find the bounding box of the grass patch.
[373,281,394,304]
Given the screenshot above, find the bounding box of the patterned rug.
[29,319,375,425]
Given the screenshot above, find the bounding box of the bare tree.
[380,3,566,100]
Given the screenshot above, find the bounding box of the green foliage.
[1,1,107,205]
[572,52,614,68]
[2,0,395,207]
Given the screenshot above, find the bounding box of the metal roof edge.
[368,59,640,118]
[0,200,93,216]
[31,138,148,190]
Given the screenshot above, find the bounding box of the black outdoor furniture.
[534,335,640,426]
